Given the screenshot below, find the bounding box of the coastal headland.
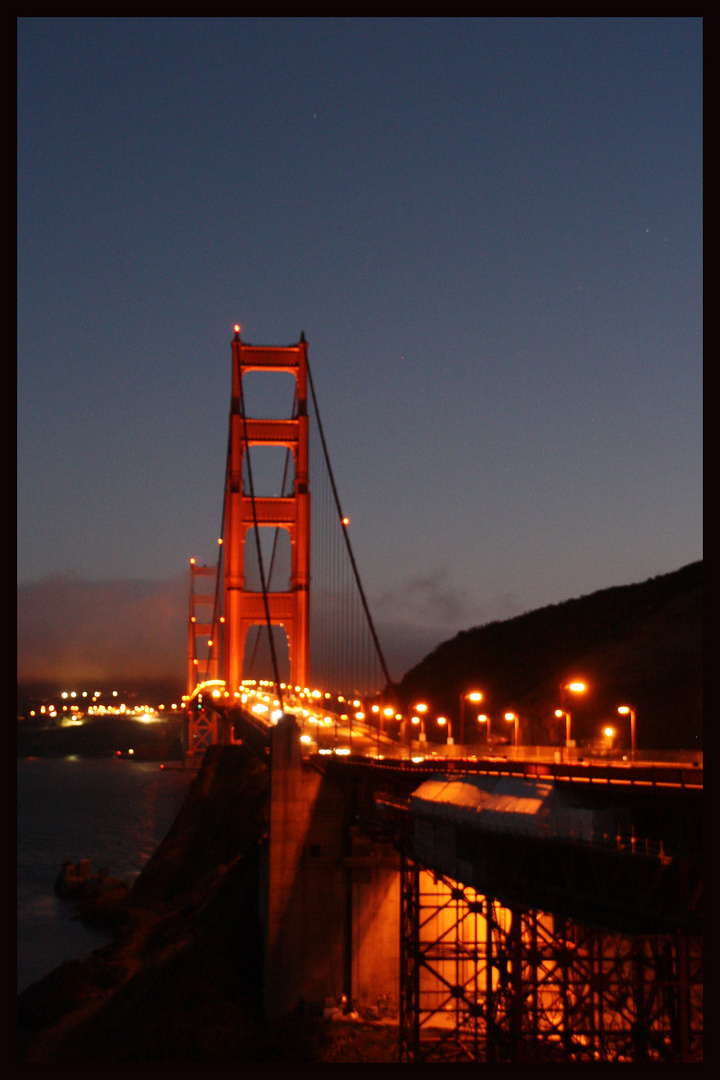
[17,744,399,1063]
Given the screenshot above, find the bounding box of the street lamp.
[412,703,428,743]
[558,681,586,753]
[437,716,453,745]
[505,711,519,749]
[617,705,636,762]
[555,709,571,746]
[604,726,614,752]
[478,714,491,747]
[410,714,427,742]
[460,690,483,745]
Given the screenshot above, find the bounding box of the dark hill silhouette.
[396,561,702,751]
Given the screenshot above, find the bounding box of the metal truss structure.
[399,855,702,1063]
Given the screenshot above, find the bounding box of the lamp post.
[558,681,586,755]
[478,714,491,747]
[617,705,636,762]
[604,726,614,753]
[555,709,571,746]
[437,716,453,745]
[413,703,428,743]
[460,690,483,746]
[410,714,426,743]
[505,711,519,749]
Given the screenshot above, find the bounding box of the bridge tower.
[223,327,310,693]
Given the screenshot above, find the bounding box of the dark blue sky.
[17,18,702,683]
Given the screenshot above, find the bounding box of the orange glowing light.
[342,517,350,526]
[234,324,240,333]
[190,558,196,565]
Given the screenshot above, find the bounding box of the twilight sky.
[17,17,703,687]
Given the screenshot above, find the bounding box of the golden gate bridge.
[179,329,701,1063]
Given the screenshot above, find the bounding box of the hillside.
[396,561,702,751]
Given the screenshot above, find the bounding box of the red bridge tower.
[223,327,310,692]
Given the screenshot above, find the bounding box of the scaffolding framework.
[399,856,702,1063]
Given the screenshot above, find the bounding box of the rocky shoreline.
[17,745,398,1063]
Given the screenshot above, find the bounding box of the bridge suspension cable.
[306,352,393,695]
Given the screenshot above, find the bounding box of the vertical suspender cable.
[306,355,394,694]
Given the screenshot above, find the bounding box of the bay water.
[17,756,194,993]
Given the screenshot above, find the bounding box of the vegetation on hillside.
[396,562,701,750]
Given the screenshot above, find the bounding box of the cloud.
[17,574,187,686]
[370,572,527,680]
[16,571,527,691]
[373,569,484,629]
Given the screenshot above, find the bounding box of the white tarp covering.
[410,775,613,842]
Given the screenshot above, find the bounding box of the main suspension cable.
[238,372,285,711]
[246,388,298,674]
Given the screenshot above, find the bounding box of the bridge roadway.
[200,694,701,937]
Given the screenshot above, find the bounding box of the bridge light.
[300,734,312,744]
[567,682,586,693]
[411,716,420,725]
[342,517,350,526]
[218,538,223,545]
[383,707,394,717]
[437,716,447,726]
[234,324,240,333]
[190,558,195,565]
[414,703,428,713]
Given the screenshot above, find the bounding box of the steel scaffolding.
[399,855,702,1063]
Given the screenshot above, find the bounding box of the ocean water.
[17,756,193,993]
